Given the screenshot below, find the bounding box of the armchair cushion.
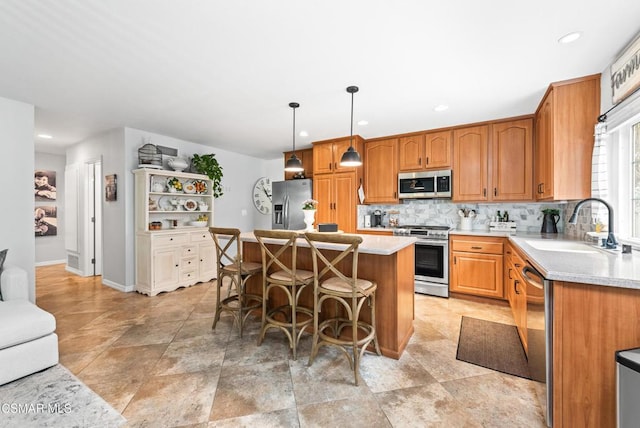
[0,300,56,350]
[0,266,29,301]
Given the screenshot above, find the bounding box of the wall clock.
[252,177,272,214]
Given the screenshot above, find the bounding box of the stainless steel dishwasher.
[522,264,553,427]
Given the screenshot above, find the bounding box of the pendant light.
[284,102,304,172]
[340,85,363,167]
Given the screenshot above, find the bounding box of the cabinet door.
[153,247,180,287]
[398,134,424,171]
[535,96,554,200]
[453,125,489,201]
[491,119,533,201]
[364,138,398,204]
[284,148,313,180]
[451,251,503,298]
[313,175,334,225]
[334,172,358,233]
[198,242,217,281]
[313,143,335,175]
[424,131,451,169]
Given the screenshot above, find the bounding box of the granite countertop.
[452,230,640,289]
[240,231,417,256]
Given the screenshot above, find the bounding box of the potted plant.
[191,153,224,198]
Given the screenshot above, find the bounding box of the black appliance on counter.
[393,225,451,297]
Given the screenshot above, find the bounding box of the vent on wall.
[67,254,79,270]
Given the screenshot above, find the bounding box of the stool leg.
[352,295,359,386]
[370,292,381,356]
[308,286,320,365]
[211,274,224,330]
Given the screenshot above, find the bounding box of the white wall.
[35,152,67,265]
[66,128,127,288]
[0,97,35,301]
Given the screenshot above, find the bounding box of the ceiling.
[1,1,639,159]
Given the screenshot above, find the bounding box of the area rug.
[0,364,125,427]
[456,316,531,379]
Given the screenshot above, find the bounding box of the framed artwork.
[105,174,117,201]
[35,170,57,201]
[35,205,57,237]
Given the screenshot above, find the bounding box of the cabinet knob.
[514,280,521,294]
[471,246,482,250]
[483,188,487,197]
[508,268,513,279]
[426,157,429,165]
[418,157,421,165]
[175,264,179,267]
[170,238,173,241]
[494,188,497,196]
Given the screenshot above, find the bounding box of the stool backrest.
[253,230,301,281]
[209,227,242,270]
[304,232,362,290]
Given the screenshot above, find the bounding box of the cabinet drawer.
[452,239,503,255]
[181,256,198,270]
[154,233,188,247]
[190,231,211,242]
[180,269,197,282]
[182,246,197,257]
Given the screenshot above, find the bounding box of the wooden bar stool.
[304,232,381,385]
[254,230,314,360]
[209,227,262,337]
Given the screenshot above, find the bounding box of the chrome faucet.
[568,198,617,249]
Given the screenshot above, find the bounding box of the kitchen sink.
[525,240,601,253]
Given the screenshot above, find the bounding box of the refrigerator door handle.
[284,195,289,229]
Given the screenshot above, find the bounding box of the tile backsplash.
[358,200,587,233]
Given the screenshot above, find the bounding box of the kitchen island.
[240,232,417,359]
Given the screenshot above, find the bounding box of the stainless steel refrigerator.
[271,179,313,230]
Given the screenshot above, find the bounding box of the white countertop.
[240,231,417,256]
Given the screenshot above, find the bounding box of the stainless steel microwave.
[398,170,452,199]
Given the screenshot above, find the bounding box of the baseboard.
[35,259,66,267]
[102,278,134,293]
[64,265,83,276]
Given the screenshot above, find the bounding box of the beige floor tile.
[78,344,168,385]
[209,360,295,421]
[375,383,482,428]
[152,335,226,376]
[442,372,546,427]
[123,371,219,427]
[111,320,183,347]
[208,407,299,427]
[359,350,437,393]
[407,339,493,382]
[222,331,291,367]
[83,377,144,413]
[297,397,391,428]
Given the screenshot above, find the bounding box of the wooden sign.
[611,33,640,104]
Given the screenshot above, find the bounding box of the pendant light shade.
[340,85,362,167]
[284,102,304,172]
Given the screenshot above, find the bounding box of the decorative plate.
[192,179,208,194]
[183,199,198,211]
[183,181,196,194]
[166,177,183,192]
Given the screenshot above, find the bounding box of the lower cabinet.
[504,243,527,351]
[135,230,216,296]
[450,235,504,299]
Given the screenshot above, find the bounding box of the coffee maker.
[372,209,384,227]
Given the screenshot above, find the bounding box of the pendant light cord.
[350,90,354,148]
[292,105,297,154]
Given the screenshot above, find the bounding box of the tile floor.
[35,264,546,427]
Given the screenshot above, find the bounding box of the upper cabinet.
[283,148,313,180]
[364,137,398,204]
[453,118,533,202]
[534,74,601,201]
[313,137,363,175]
[398,131,451,172]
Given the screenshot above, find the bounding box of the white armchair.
[0,266,59,385]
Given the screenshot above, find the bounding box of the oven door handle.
[414,240,448,247]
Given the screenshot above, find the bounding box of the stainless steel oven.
[394,225,450,297]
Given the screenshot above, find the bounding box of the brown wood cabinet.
[283,148,313,180]
[450,235,504,299]
[398,131,451,171]
[364,137,398,204]
[534,74,600,201]
[553,281,640,427]
[504,242,527,350]
[452,125,489,201]
[453,118,533,202]
[312,136,364,233]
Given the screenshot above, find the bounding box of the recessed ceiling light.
[37,134,53,139]
[558,31,582,44]
[434,105,449,112]
[299,131,308,137]
[357,120,368,126]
